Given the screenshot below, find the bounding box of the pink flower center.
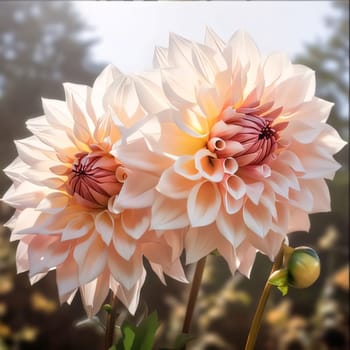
[66,149,124,208]
[208,109,285,166]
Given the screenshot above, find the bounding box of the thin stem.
[182,256,207,339]
[104,293,119,350]
[244,245,284,350]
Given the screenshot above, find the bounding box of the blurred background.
[0,1,348,349]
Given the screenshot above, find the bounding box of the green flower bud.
[102,304,112,313]
[287,247,320,288]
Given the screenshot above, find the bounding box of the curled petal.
[194,149,224,182]
[158,167,195,199]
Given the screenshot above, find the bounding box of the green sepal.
[115,311,159,350]
[268,268,289,296]
[210,249,220,256]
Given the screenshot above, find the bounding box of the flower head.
[2,65,186,315]
[133,29,346,275]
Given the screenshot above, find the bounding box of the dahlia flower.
[2,65,186,315]
[132,29,346,275]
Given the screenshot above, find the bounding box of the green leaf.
[122,326,136,350]
[173,333,196,349]
[159,333,196,350]
[115,311,159,350]
[115,323,136,350]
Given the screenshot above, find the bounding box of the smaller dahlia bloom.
[2,65,186,315]
[133,29,346,275]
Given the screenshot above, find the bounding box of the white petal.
[91,64,122,118]
[204,27,225,52]
[153,46,169,68]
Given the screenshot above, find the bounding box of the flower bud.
[287,247,320,288]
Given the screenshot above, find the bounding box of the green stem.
[104,293,119,350]
[244,245,284,350]
[181,256,207,347]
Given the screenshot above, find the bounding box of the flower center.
[66,149,124,208]
[258,124,275,140]
[208,109,283,166]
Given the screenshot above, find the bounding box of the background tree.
[0,3,104,349]
[0,1,103,195]
[294,0,349,219]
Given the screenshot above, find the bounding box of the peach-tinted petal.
[95,210,114,245]
[108,248,143,290]
[287,207,311,233]
[151,195,189,230]
[187,181,221,227]
[185,225,218,264]
[243,200,272,237]
[61,215,93,241]
[111,268,146,315]
[174,156,202,181]
[115,170,157,209]
[73,234,107,284]
[157,167,195,199]
[216,209,245,247]
[80,269,110,317]
[112,219,137,261]
[247,230,284,261]
[121,208,150,240]
[56,254,79,303]
[236,241,257,278]
[194,149,224,183]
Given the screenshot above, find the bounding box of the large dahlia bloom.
[134,29,346,275]
[2,65,186,315]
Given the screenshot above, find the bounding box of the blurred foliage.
[295,0,349,222]
[0,2,104,350]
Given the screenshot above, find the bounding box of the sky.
[74,1,334,73]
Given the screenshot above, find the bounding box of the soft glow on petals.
[2,65,188,315]
[135,28,346,278]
